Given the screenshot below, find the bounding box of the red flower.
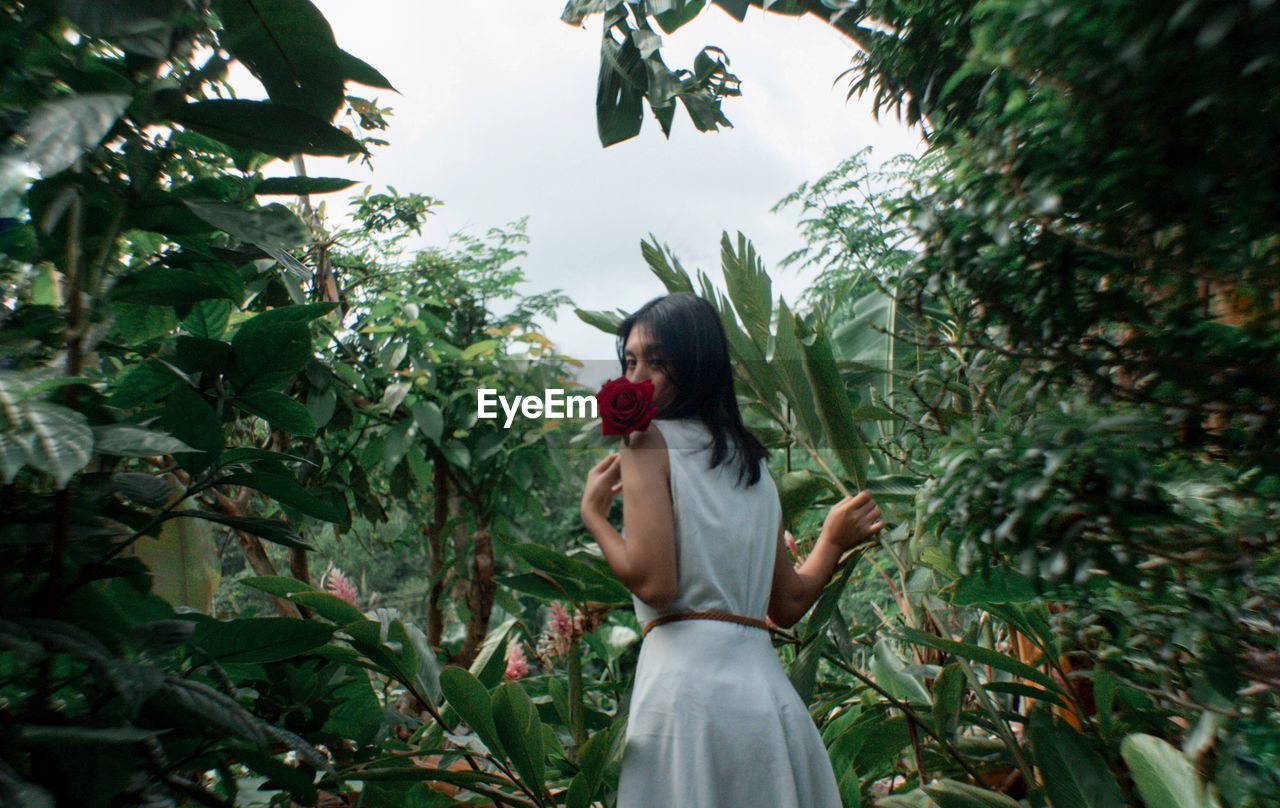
[597,377,658,438]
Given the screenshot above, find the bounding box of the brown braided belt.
[640,610,771,639]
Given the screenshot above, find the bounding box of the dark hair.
[616,293,770,487]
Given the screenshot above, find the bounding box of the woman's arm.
[580,427,677,610]
[767,491,885,628]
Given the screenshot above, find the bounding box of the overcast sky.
[236,2,924,362]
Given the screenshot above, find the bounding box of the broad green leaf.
[289,591,365,625]
[439,667,506,758]
[92,424,200,457]
[240,575,317,597]
[1029,709,1126,808]
[719,232,772,353]
[788,634,824,703]
[895,625,1063,694]
[951,566,1037,605]
[800,314,869,487]
[460,339,500,360]
[23,401,94,487]
[597,32,645,147]
[25,94,131,175]
[224,471,347,524]
[773,300,827,450]
[167,510,315,550]
[255,176,355,196]
[565,725,613,808]
[193,617,333,663]
[160,385,223,473]
[932,662,965,738]
[870,638,931,705]
[57,0,186,57]
[183,298,233,339]
[492,681,545,794]
[470,616,518,690]
[131,516,220,612]
[110,266,241,307]
[183,199,308,253]
[923,779,1023,808]
[213,0,346,119]
[173,99,365,159]
[237,389,317,436]
[108,359,184,408]
[1121,733,1218,808]
[574,307,624,335]
[779,469,835,526]
[111,472,177,507]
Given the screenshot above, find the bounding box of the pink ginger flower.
[504,639,530,681]
[785,530,800,558]
[323,566,358,606]
[548,601,574,638]
[535,601,578,668]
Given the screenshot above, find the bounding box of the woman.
[580,293,886,807]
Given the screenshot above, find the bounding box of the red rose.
[597,377,658,438]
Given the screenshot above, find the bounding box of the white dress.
[616,417,843,807]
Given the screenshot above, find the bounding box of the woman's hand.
[580,452,623,527]
[820,491,886,551]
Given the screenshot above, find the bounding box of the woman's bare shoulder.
[620,423,670,482]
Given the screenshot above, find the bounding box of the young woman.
[580,293,886,807]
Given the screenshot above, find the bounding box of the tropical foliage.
[0,0,1274,806]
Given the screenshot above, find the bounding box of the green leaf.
[336,47,396,89]
[788,634,825,703]
[719,232,772,354]
[574,307,624,335]
[131,516,220,612]
[470,616,518,690]
[778,470,835,526]
[108,359,184,408]
[183,298,233,339]
[160,385,223,473]
[25,93,131,175]
[168,510,315,550]
[240,575,317,597]
[460,339,500,360]
[800,315,869,488]
[255,176,356,196]
[932,663,965,738]
[23,401,94,487]
[193,617,333,663]
[183,199,309,253]
[224,471,347,524]
[213,0,346,119]
[1120,733,1218,808]
[597,32,645,147]
[894,625,1063,694]
[951,566,1037,605]
[565,725,614,808]
[173,99,365,158]
[92,424,200,457]
[773,300,828,451]
[57,0,186,57]
[289,591,365,625]
[1029,709,1126,808]
[439,667,506,759]
[923,779,1023,808]
[110,266,242,307]
[492,681,545,794]
[870,638,931,705]
[236,389,317,436]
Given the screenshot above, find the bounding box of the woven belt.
[641,610,771,639]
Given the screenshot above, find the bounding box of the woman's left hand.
[581,452,623,526]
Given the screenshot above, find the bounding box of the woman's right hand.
[820,491,886,551]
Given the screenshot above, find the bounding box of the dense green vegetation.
[1,1,1275,806]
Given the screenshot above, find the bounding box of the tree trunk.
[456,520,495,668]
[426,457,449,647]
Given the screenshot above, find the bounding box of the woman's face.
[624,325,675,412]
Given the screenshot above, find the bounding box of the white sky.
[235,1,925,361]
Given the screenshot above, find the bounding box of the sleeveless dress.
[616,417,843,807]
